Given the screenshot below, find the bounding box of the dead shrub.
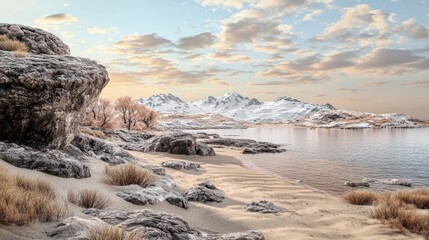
[372,191,429,238]
[343,190,377,205]
[0,167,68,225]
[68,189,111,209]
[0,35,28,52]
[79,127,107,139]
[85,225,142,240]
[105,164,157,187]
[396,189,429,209]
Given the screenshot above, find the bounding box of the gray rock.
[124,133,215,156]
[0,29,109,150]
[0,141,90,178]
[193,132,220,139]
[103,129,154,143]
[0,23,70,55]
[161,160,201,171]
[198,181,217,190]
[79,209,265,240]
[47,216,110,240]
[245,200,283,214]
[345,181,370,187]
[71,133,135,164]
[184,185,224,203]
[117,185,188,209]
[203,138,285,154]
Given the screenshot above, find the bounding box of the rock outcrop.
[117,185,189,209]
[53,209,264,240]
[203,138,285,154]
[184,183,225,203]
[0,141,90,178]
[71,133,135,164]
[161,160,201,171]
[245,200,283,214]
[0,24,109,150]
[123,133,216,156]
[0,24,70,55]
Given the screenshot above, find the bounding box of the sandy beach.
[0,146,420,240]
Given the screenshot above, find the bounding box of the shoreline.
[131,148,420,239]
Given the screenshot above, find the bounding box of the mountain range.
[138,92,336,122]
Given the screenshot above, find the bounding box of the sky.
[1,0,429,118]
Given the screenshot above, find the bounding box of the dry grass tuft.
[85,225,142,240]
[372,192,429,238]
[68,189,111,209]
[0,167,68,225]
[105,164,157,187]
[0,35,28,53]
[396,189,429,209]
[13,51,28,58]
[343,190,377,205]
[80,127,107,139]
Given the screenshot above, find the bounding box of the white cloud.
[303,9,323,21]
[87,27,118,34]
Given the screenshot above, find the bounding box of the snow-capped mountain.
[138,92,335,122]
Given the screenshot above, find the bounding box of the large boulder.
[203,138,285,154]
[124,133,216,156]
[62,209,265,240]
[0,24,109,150]
[0,141,90,178]
[0,24,70,55]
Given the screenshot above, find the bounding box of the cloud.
[177,32,217,50]
[316,50,359,70]
[207,51,252,62]
[87,27,118,34]
[35,13,78,25]
[303,9,323,21]
[394,18,429,39]
[338,88,361,92]
[313,4,393,46]
[314,94,326,98]
[110,33,172,54]
[195,0,256,9]
[361,81,391,87]
[402,80,429,87]
[256,0,332,16]
[357,48,429,72]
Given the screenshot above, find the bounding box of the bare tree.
[83,98,117,129]
[115,96,139,131]
[141,108,159,129]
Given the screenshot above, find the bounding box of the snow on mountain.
[139,92,335,122]
[137,93,202,114]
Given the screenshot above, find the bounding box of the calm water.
[188,128,429,194]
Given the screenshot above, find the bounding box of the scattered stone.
[80,209,265,240]
[117,185,188,209]
[296,180,303,184]
[184,185,224,203]
[71,133,135,164]
[198,181,217,190]
[0,141,90,178]
[161,160,201,171]
[0,24,109,150]
[193,132,220,139]
[381,179,412,187]
[345,181,370,187]
[203,138,285,154]
[245,200,283,214]
[123,133,215,156]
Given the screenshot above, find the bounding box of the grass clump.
[372,192,429,238]
[343,190,377,205]
[105,164,157,187]
[85,225,142,240]
[0,34,28,56]
[396,189,429,209]
[0,167,68,225]
[68,189,111,209]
